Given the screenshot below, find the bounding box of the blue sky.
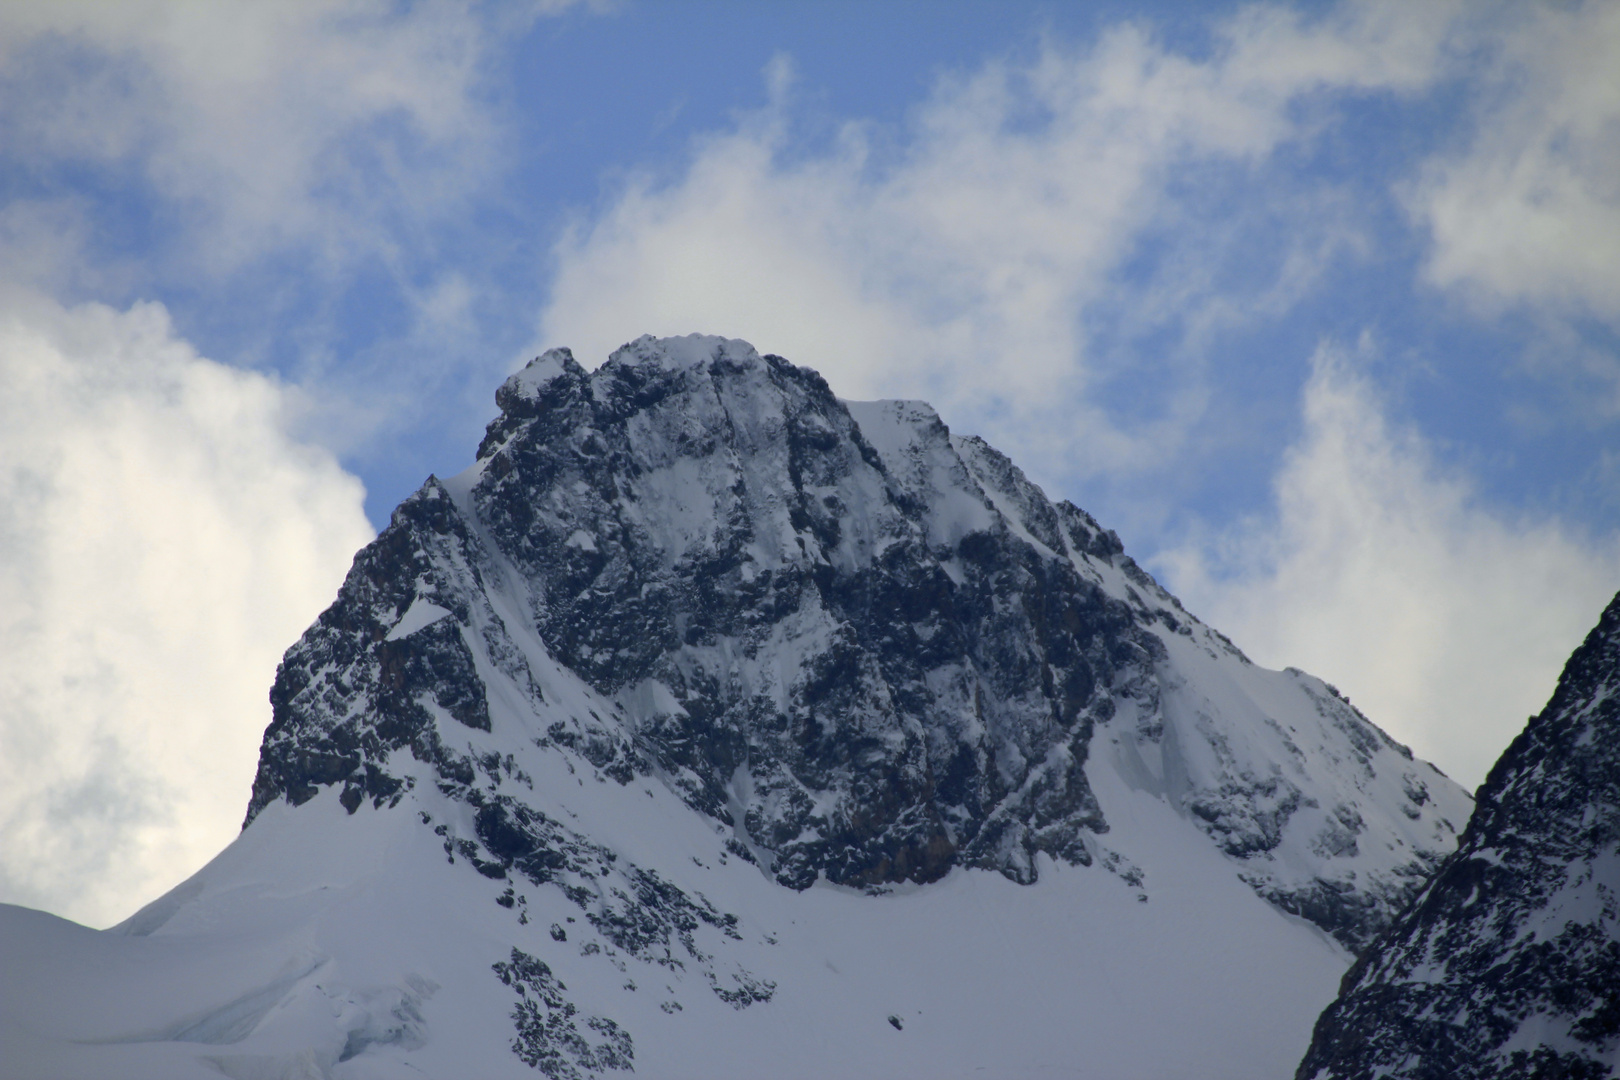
[2,0,1618,926]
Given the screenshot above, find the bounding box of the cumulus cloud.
[538,2,1461,489]
[1157,343,1620,790]
[1408,0,1620,324]
[0,293,373,927]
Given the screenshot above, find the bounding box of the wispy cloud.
[536,2,1462,490]
[1407,1,1620,325]
[0,0,617,532]
[0,0,532,275]
[1157,341,1620,789]
[0,0,534,466]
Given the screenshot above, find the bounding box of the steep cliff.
[1298,589,1620,1080]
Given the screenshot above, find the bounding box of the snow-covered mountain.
[1297,588,1620,1080]
[1,335,1470,1080]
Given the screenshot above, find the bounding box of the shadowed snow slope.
[1,335,1470,1080]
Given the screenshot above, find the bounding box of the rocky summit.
[253,334,1462,948]
[1297,589,1620,1080]
[2,335,1470,1080]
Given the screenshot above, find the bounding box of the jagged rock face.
[248,334,1466,953]
[465,339,1136,889]
[1297,590,1620,1080]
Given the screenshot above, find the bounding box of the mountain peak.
[499,346,584,406]
[261,337,1467,942]
[6,337,1473,1079]
[606,332,764,373]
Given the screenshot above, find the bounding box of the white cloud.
[0,0,589,274]
[537,2,1460,490]
[0,292,373,927]
[1157,342,1620,791]
[1408,0,1620,323]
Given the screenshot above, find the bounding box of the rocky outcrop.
[1297,590,1620,1079]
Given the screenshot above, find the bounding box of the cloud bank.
[0,0,618,926]
[0,295,372,927]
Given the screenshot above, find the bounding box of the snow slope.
[4,761,1349,1079]
[2,335,1471,1080]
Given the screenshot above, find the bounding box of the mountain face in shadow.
[1298,589,1620,1080]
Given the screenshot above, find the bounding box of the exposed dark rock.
[1297,590,1620,1079]
[464,342,1125,892]
[493,948,633,1079]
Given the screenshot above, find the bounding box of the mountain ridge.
[248,333,1465,948]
